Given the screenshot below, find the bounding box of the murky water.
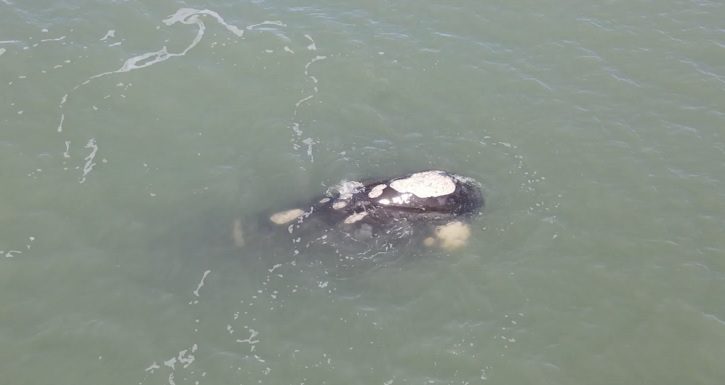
[2,1,724,384]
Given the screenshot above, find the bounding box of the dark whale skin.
[261,170,484,250]
[310,170,482,226]
[230,170,483,268]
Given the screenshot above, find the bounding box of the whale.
[233,170,483,258]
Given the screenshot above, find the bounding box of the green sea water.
[2,1,724,384]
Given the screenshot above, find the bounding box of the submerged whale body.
[236,170,483,261]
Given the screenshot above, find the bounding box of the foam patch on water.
[142,344,199,385]
[0,237,34,259]
[236,328,260,351]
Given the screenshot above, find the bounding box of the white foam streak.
[302,137,315,162]
[56,113,65,133]
[289,53,326,160]
[79,138,98,184]
[144,362,161,373]
[247,20,287,30]
[294,94,314,109]
[294,55,326,111]
[304,34,317,51]
[164,8,244,37]
[192,269,212,297]
[304,55,326,80]
[120,47,175,72]
[40,35,66,42]
[3,250,22,258]
[291,122,302,137]
[236,328,260,351]
[100,30,115,41]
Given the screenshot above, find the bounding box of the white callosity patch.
[434,221,471,251]
[390,193,412,205]
[389,170,456,198]
[269,208,304,225]
[343,211,368,224]
[367,184,386,198]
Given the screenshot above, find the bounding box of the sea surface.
[2,1,725,384]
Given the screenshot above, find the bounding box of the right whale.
[235,170,484,258]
